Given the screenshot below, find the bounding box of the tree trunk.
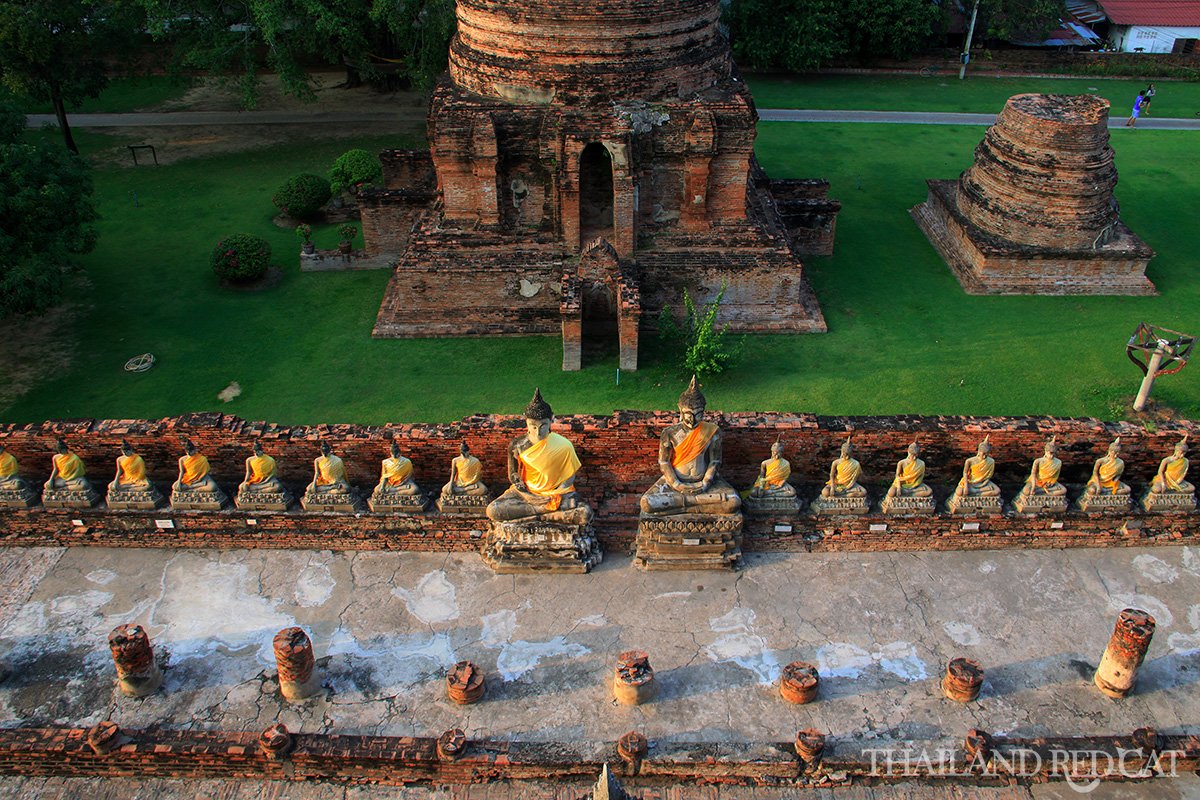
[50,84,79,154]
[342,62,363,89]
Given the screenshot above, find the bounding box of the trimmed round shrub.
[329,148,383,195]
[211,234,271,283]
[271,173,332,219]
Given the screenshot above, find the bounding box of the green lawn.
[745,73,1200,118]
[2,119,1198,425]
[4,75,191,115]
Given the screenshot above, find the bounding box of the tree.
[658,285,744,377]
[973,0,1065,42]
[0,0,144,153]
[842,0,939,62]
[0,105,98,317]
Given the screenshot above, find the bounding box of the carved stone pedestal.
[106,486,164,511]
[1076,493,1131,514]
[1012,491,1069,515]
[945,494,1003,516]
[809,495,869,516]
[437,492,492,514]
[0,486,37,509]
[302,489,363,513]
[481,520,602,574]
[236,489,293,512]
[42,487,99,510]
[1141,490,1196,514]
[170,488,229,511]
[742,495,802,517]
[633,513,743,571]
[880,494,935,516]
[366,490,425,514]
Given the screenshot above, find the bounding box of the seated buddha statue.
[882,440,934,515]
[1085,438,1131,496]
[640,376,741,517]
[170,438,227,510]
[485,389,593,526]
[1143,435,1194,513]
[1013,437,1067,513]
[810,437,869,515]
[438,442,490,511]
[106,440,162,509]
[307,442,352,496]
[743,439,800,516]
[235,441,292,510]
[947,437,1002,514]
[368,440,426,512]
[42,438,98,508]
[0,443,36,507]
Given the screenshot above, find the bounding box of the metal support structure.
[1126,323,1194,412]
[959,0,980,80]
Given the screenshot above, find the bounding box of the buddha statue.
[303,441,362,512]
[170,438,228,510]
[106,439,163,510]
[634,377,744,570]
[235,440,293,511]
[810,437,869,515]
[946,437,1002,515]
[42,439,99,508]
[367,440,427,513]
[0,443,36,508]
[743,439,801,515]
[881,440,934,516]
[437,442,491,512]
[1013,437,1068,514]
[640,377,741,517]
[482,389,600,574]
[1079,438,1131,513]
[1142,435,1195,513]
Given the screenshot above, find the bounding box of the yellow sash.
[181,454,210,484]
[1034,457,1060,488]
[117,454,147,484]
[53,453,84,481]
[518,433,580,510]
[382,456,412,486]
[1097,457,1123,491]
[1164,457,1189,491]
[759,458,790,489]
[835,457,860,486]
[248,454,276,484]
[967,456,994,485]
[0,451,17,480]
[455,456,482,485]
[672,422,717,469]
[896,458,924,489]
[317,455,346,485]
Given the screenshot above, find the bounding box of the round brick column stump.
[108,624,162,697]
[617,730,648,774]
[942,657,984,702]
[87,720,122,755]
[1094,608,1156,699]
[446,660,486,705]
[273,627,320,702]
[1132,726,1160,755]
[779,661,819,705]
[612,651,656,705]
[794,728,825,766]
[258,723,293,760]
[437,728,467,760]
[964,728,993,766]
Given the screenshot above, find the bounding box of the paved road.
[26,109,1200,130]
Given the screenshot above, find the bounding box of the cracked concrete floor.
[0,546,1198,750]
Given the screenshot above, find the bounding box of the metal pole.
[1133,346,1166,411]
[959,0,981,80]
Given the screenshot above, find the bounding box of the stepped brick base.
[481,520,602,574]
[1012,491,1069,515]
[633,513,743,570]
[1141,490,1196,514]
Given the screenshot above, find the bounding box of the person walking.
[1141,83,1156,116]
[1125,90,1145,127]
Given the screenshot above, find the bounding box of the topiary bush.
[271,173,332,219]
[211,234,271,283]
[329,148,383,195]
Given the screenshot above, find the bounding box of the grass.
[4,75,191,114]
[745,73,1200,118]
[1,117,1198,425]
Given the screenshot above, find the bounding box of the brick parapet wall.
[0,725,1195,787]
[1,413,1196,552]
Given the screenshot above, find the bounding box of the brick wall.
[2,413,1196,553]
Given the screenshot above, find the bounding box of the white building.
[1096,0,1200,53]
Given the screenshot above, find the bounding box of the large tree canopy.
[0,106,98,318]
[0,0,144,152]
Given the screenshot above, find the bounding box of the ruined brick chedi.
[366,0,837,369]
[912,93,1154,295]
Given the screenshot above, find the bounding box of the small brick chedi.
[913,93,1155,295]
[367,0,836,370]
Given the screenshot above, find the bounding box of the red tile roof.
[1098,0,1200,26]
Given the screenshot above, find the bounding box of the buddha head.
[1107,438,1121,458]
[120,439,134,457]
[1044,436,1057,457]
[678,375,706,430]
[389,440,401,459]
[182,438,197,456]
[54,439,69,455]
[770,438,784,460]
[524,388,553,443]
[907,440,920,459]
[840,437,853,459]
[319,441,332,457]
[1174,435,1188,458]
[977,437,991,458]
[459,442,471,458]
[253,440,266,457]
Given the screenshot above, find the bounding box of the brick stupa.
[912,93,1155,295]
[364,0,837,369]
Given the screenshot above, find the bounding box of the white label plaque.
[154,519,175,529]
[961,522,981,532]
